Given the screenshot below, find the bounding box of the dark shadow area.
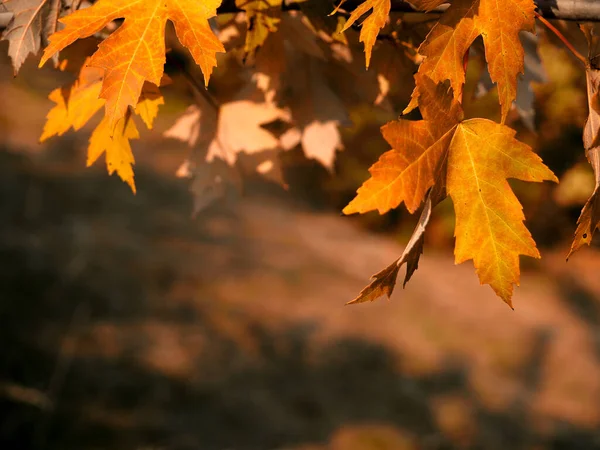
[557,275,600,361]
[1,147,600,450]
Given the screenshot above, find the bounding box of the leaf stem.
[534,11,587,65]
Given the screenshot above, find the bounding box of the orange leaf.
[87,112,139,193]
[39,0,224,128]
[343,77,461,215]
[340,0,390,68]
[407,0,535,123]
[345,75,557,306]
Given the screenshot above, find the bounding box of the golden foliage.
[39,0,224,128]
[407,0,535,123]
[345,76,557,306]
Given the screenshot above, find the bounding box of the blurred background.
[2,19,600,450]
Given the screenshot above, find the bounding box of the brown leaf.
[1,0,61,74]
[568,24,600,257]
[347,184,443,305]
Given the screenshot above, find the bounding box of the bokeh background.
[2,20,600,450]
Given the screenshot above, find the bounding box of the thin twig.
[535,11,587,65]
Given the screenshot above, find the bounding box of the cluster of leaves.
[1,0,599,307]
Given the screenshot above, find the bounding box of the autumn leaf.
[87,112,139,193]
[568,24,600,257]
[344,75,557,306]
[343,76,461,215]
[165,80,289,172]
[406,0,535,123]
[39,62,105,141]
[254,14,348,170]
[135,79,170,130]
[39,0,225,128]
[1,0,61,74]
[236,0,282,58]
[339,0,390,68]
[40,61,165,192]
[474,32,547,131]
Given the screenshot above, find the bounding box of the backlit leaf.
[407,0,535,123]
[87,112,139,193]
[339,0,390,68]
[39,61,105,141]
[39,0,225,128]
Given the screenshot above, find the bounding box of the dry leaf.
[568,24,600,257]
[1,0,61,74]
[348,183,444,304]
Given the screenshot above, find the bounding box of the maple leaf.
[87,112,139,193]
[1,0,61,74]
[164,80,289,174]
[406,0,535,123]
[343,76,460,215]
[40,60,166,192]
[39,0,225,128]
[236,0,282,58]
[344,75,557,306]
[339,0,390,68]
[254,13,348,170]
[568,24,600,258]
[473,32,546,131]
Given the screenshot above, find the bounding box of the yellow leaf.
[39,0,224,128]
[447,119,555,305]
[345,75,557,306]
[340,0,390,68]
[135,81,165,130]
[408,0,535,123]
[40,62,105,142]
[87,112,139,193]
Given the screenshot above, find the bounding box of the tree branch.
[2,0,600,31]
[215,0,600,22]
